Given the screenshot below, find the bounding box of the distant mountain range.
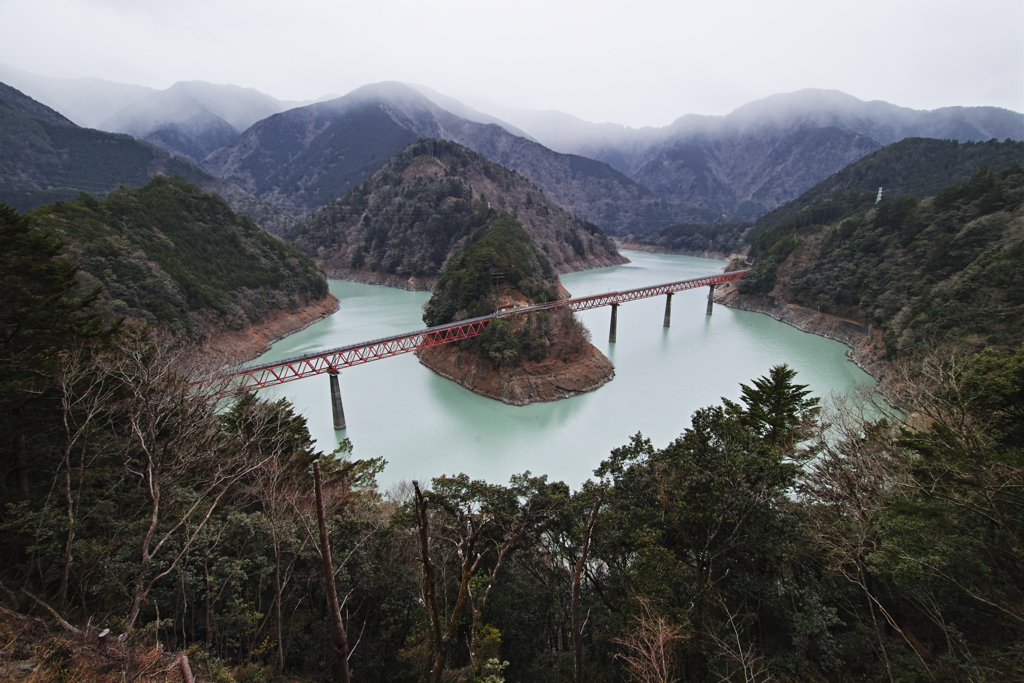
[0,62,156,129]
[0,81,296,235]
[473,89,1024,219]
[204,82,705,232]
[3,64,1022,236]
[99,81,303,163]
[625,137,1024,259]
[0,64,330,164]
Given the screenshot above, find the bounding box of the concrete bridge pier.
[328,370,346,430]
[663,293,673,327]
[706,284,717,316]
[609,303,619,343]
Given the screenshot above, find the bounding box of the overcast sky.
[0,0,1021,128]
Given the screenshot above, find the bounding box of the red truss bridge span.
[202,270,747,412]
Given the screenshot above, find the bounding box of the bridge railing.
[203,269,747,394]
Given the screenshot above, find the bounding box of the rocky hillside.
[288,139,627,288]
[203,82,704,232]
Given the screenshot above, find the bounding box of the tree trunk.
[13,411,29,498]
[413,481,445,683]
[314,461,350,683]
[59,442,74,610]
[274,546,285,672]
[573,492,603,683]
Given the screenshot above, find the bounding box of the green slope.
[739,164,1024,359]
[26,176,326,336]
[750,137,1024,244]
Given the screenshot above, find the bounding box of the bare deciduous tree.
[613,598,689,683]
[98,324,266,630]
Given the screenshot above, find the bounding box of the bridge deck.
[203,269,747,394]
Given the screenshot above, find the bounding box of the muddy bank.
[323,253,628,293]
[619,242,738,261]
[205,294,340,365]
[416,340,614,406]
[714,281,887,379]
[322,268,437,291]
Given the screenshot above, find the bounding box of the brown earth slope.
[416,308,614,406]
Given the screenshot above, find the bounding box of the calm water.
[252,251,873,490]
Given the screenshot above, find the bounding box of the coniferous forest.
[2,178,1024,682]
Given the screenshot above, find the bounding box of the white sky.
[0,0,1021,128]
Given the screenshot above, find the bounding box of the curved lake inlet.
[252,251,875,490]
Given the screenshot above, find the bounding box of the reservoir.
[253,251,874,490]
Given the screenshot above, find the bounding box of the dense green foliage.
[626,221,751,255]
[423,210,558,327]
[741,165,1024,359]
[26,176,327,335]
[5,310,1022,681]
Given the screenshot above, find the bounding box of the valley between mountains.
[3,68,1024,683]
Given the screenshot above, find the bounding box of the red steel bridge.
[202,270,747,403]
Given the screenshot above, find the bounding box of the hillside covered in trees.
[23,176,329,340]
[622,139,1024,261]
[736,162,1024,362]
[289,139,626,289]
[749,137,1024,239]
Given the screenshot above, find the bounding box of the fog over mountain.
[0,81,296,235]
[100,81,307,163]
[203,82,704,232]
[0,62,155,128]
[470,89,1024,218]
[4,63,1021,233]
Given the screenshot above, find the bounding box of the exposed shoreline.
[713,280,886,380]
[618,241,736,261]
[205,293,341,366]
[416,339,615,406]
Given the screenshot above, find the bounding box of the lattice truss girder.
[207,270,746,395]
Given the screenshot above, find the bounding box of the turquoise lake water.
[251,251,874,491]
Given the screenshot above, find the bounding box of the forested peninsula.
[416,210,614,404]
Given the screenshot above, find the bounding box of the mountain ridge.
[203,82,706,232]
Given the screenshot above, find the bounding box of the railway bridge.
[202,270,748,428]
